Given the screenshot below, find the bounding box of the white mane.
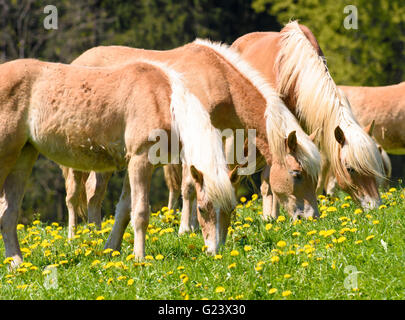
[276,21,384,184]
[139,59,236,211]
[194,38,321,181]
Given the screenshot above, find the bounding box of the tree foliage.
[252,0,405,86]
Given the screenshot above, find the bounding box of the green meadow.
[1,187,404,300]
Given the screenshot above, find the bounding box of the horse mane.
[276,21,384,185]
[138,59,236,211]
[194,38,321,182]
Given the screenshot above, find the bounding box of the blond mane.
[276,21,384,185]
[194,38,321,182]
[139,59,236,211]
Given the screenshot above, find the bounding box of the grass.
[0,187,404,300]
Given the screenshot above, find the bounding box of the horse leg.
[260,165,274,220]
[63,168,87,239]
[316,154,330,195]
[86,171,112,229]
[179,164,197,235]
[128,154,153,259]
[105,172,131,251]
[164,164,182,210]
[0,144,38,267]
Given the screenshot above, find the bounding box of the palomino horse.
[232,21,385,210]
[324,81,405,194]
[0,58,236,266]
[63,39,322,245]
[325,122,392,194]
[339,82,405,155]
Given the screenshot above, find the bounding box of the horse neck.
[220,62,273,166]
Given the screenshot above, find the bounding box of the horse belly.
[31,136,127,171]
[28,109,127,171]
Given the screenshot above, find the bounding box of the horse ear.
[364,120,375,137]
[309,127,321,142]
[190,165,204,186]
[228,165,240,185]
[334,126,345,146]
[286,131,297,152]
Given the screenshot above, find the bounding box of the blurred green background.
[0,0,403,223]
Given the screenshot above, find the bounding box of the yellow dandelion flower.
[366,235,375,241]
[306,230,317,236]
[373,220,380,225]
[228,262,237,269]
[283,274,291,279]
[96,296,105,300]
[282,290,292,297]
[126,254,135,261]
[354,209,363,215]
[265,223,273,231]
[268,288,277,294]
[327,207,337,212]
[102,248,113,254]
[277,240,287,248]
[215,286,226,293]
[111,251,120,257]
[301,262,309,267]
[240,197,247,203]
[230,250,239,256]
[214,254,223,260]
[127,279,134,286]
[244,245,252,252]
[155,254,164,260]
[277,216,286,223]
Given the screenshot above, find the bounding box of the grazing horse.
[324,81,405,194]
[0,58,236,266]
[63,39,322,244]
[232,21,385,209]
[339,82,405,155]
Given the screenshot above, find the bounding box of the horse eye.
[346,167,355,174]
[290,170,302,179]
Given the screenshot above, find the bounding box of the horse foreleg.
[260,165,274,220]
[128,154,153,259]
[316,154,330,195]
[179,165,197,235]
[104,172,131,251]
[86,171,112,229]
[63,169,88,239]
[164,164,182,210]
[0,144,38,267]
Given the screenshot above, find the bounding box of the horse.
[61,39,322,244]
[0,58,236,266]
[339,82,405,155]
[232,21,385,210]
[324,80,405,194]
